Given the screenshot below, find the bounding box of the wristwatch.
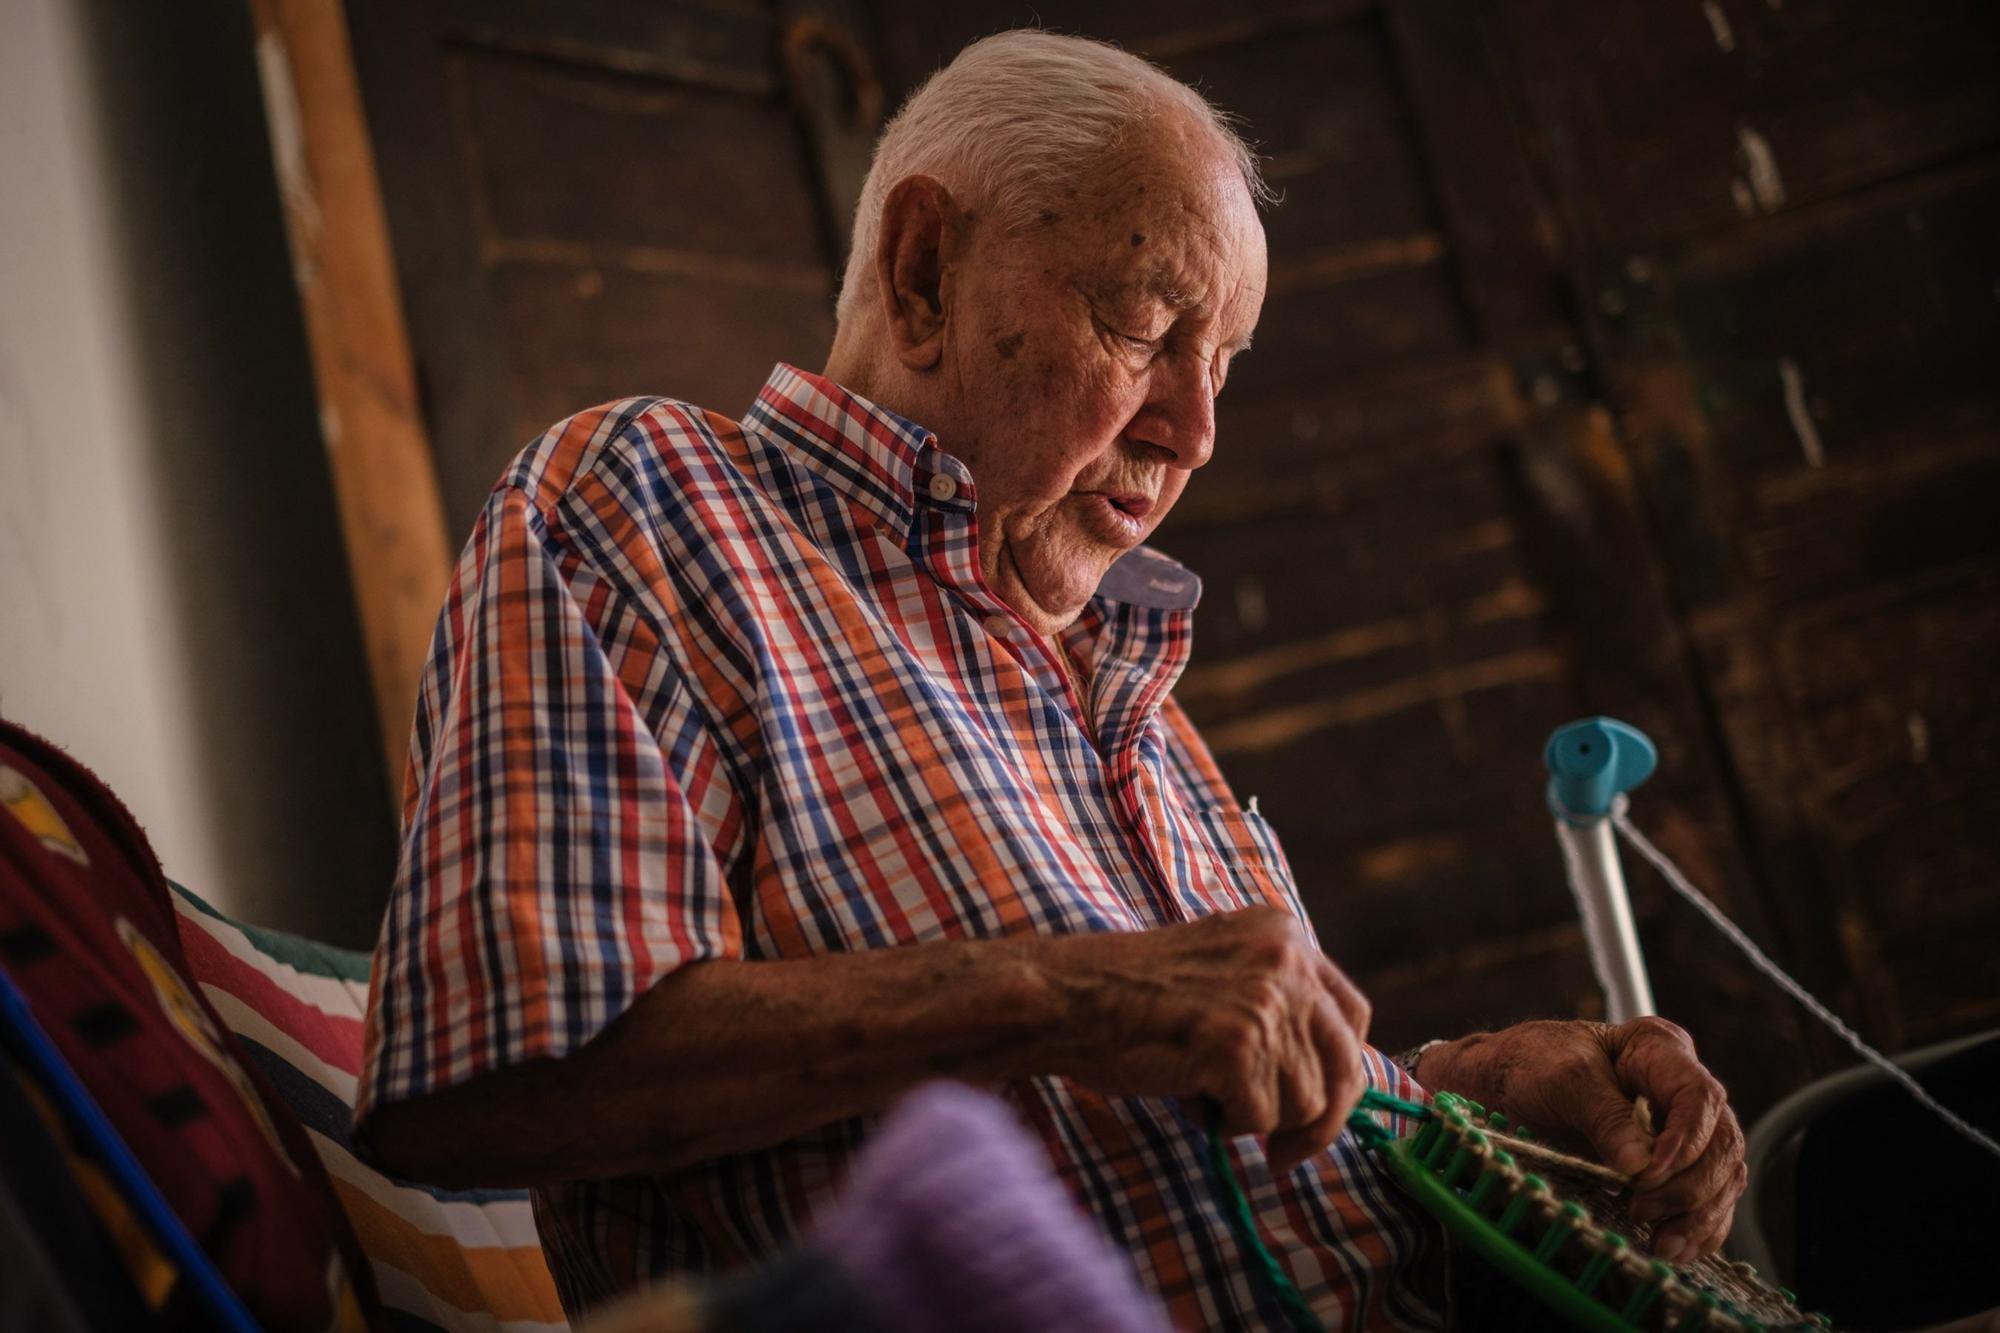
[1392,1038,1445,1086]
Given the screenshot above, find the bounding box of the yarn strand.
[1608,798,2000,1162]
[1202,1101,1326,1333]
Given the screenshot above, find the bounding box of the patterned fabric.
[170,885,566,1333]
[359,364,1442,1330]
[0,719,378,1332]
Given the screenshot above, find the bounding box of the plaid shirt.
[358,364,1442,1329]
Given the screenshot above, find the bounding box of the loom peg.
[1619,1262,1674,1321]
[1443,1131,1485,1187]
[1574,1233,1625,1294]
[1533,1201,1584,1262]
[1465,1151,1511,1208]
[1495,1177,1545,1236]
[1410,1117,1441,1159]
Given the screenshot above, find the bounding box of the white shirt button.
[981,615,1012,638]
[926,473,959,502]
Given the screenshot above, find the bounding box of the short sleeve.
[356,485,741,1124]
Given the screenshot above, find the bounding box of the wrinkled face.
[933,116,1267,633]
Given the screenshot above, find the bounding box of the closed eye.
[1095,314,1163,355]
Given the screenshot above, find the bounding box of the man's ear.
[873,175,966,371]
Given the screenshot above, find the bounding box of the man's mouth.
[1075,490,1154,546]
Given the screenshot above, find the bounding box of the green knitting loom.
[1348,1089,1823,1331]
[1210,1083,1822,1333]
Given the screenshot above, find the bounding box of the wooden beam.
[247,0,453,801]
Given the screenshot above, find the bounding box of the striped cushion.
[169,884,567,1333]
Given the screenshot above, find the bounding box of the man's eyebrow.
[1155,279,1205,312]
[1133,265,1199,310]
[1125,269,1254,351]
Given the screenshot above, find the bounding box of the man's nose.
[1137,354,1216,471]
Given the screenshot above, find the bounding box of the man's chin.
[994,549,1109,635]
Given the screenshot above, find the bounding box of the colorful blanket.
[170,884,568,1333]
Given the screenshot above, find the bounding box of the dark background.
[321,0,2000,1128]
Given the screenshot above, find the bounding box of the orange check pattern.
[358,364,1442,1330]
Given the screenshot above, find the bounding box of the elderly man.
[357,30,1746,1330]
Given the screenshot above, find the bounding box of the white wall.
[0,0,226,896]
[0,0,395,944]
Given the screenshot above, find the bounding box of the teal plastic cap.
[1544,717,1656,824]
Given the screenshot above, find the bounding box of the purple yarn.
[811,1082,1173,1333]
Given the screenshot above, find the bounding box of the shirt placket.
[906,459,1196,925]
[1086,608,1203,922]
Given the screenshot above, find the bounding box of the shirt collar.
[743,363,949,540]
[741,363,1201,614]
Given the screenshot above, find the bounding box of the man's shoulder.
[494,394,749,520]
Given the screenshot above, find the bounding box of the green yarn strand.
[1201,1101,1327,1333]
[1200,1090,1430,1332]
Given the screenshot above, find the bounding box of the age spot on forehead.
[993,331,1026,361]
[1130,232,1146,247]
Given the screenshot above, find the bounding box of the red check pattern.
[358,364,1442,1330]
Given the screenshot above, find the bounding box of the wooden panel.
[1192,354,1517,528]
[870,0,1380,92]
[1780,562,2000,969]
[347,0,522,536]
[349,0,845,526]
[1168,20,1438,256]
[1367,928,1603,1051]
[1384,0,1571,342]
[1665,161,2000,504]
[1226,265,1470,395]
[491,262,836,444]
[1496,0,2000,248]
[1645,163,2000,1038]
[437,0,776,95]
[1876,887,2000,1043]
[448,45,840,456]
[449,52,828,271]
[1564,108,2000,1073]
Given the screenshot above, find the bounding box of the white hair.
[835,30,1270,324]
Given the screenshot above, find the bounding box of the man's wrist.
[1015,930,1134,1081]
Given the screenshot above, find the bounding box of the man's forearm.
[365,906,1379,1189]
[363,934,1076,1188]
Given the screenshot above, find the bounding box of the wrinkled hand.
[1045,906,1372,1171]
[1421,1017,1746,1263]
